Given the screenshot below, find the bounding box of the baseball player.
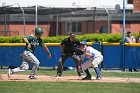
[80,41,103,80]
[8,27,51,79]
[56,33,83,77]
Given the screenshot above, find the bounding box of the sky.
[0,0,127,8]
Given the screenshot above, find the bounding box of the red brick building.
[128,0,140,12]
[0,0,140,36]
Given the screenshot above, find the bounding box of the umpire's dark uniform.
[56,33,82,77]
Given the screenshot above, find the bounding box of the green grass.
[0,68,140,93]
[0,81,140,93]
[1,68,140,78]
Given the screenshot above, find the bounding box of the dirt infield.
[0,74,140,83]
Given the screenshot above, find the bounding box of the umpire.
[56,33,82,77]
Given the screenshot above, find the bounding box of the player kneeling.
[80,41,103,80]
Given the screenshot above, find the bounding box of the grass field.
[0,68,140,93]
[0,81,140,93]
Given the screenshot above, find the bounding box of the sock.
[12,67,25,73]
[94,67,100,78]
[84,69,91,76]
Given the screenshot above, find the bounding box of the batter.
[8,27,51,79]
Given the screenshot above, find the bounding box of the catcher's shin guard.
[56,62,63,76]
[76,60,83,76]
[76,65,83,76]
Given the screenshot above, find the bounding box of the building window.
[128,0,133,4]
[65,22,81,33]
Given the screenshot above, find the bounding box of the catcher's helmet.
[81,41,87,45]
[35,27,43,35]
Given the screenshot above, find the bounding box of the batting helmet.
[35,27,43,35]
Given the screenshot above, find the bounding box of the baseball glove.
[75,48,84,55]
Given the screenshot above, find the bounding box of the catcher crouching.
[80,41,103,80]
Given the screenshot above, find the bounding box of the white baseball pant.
[13,50,40,76]
[81,55,103,70]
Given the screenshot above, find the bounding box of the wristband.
[47,51,51,55]
[91,53,95,57]
[27,42,30,44]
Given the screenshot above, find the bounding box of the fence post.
[120,42,125,71]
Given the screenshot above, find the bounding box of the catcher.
[80,41,103,80]
[56,33,83,77]
[8,27,51,79]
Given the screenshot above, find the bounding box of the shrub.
[0,33,135,43]
[11,36,24,43]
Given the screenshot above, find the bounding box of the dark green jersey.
[24,35,45,52]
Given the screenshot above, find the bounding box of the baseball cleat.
[78,72,83,78]
[55,75,60,77]
[96,77,101,80]
[29,75,37,79]
[8,68,13,78]
[78,72,83,77]
[56,73,62,77]
[82,75,91,80]
[79,75,84,79]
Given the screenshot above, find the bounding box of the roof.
[0,7,140,23]
[60,8,116,17]
[0,6,85,15]
[0,0,123,8]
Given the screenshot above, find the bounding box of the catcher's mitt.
[75,48,84,55]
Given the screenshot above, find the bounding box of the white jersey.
[81,46,103,69]
[85,46,102,58]
[125,36,136,43]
